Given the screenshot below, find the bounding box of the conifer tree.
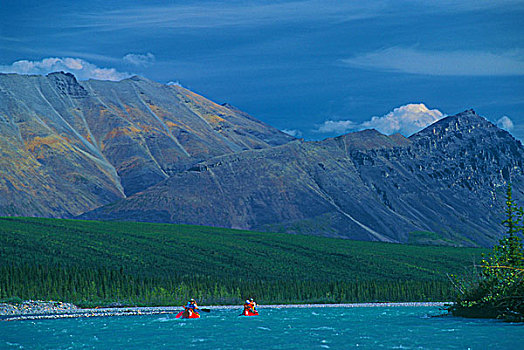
[452,183,524,320]
[482,184,524,278]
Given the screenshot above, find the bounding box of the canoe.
[175,310,201,319]
[242,309,259,316]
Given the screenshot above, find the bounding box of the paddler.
[184,298,200,316]
[249,298,257,312]
[243,299,252,314]
[243,298,257,314]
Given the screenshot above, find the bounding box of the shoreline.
[1,302,449,322]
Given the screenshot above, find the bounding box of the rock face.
[2,72,523,247]
[83,110,524,247]
[0,72,294,217]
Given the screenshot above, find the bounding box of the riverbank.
[0,301,449,321]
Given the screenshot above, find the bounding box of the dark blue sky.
[1,0,523,139]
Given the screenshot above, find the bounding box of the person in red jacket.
[184,298,200,316]
[243,298,258,315]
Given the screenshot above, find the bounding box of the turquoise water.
[1,307,523,349]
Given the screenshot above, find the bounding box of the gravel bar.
[1,301,450,321]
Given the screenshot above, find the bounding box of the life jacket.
[186,302,198,310]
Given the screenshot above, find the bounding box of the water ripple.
[1,307,522,349]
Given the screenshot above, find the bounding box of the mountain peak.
[451,109,490,124]
[410,109,495,141]
[456,108,476,116]
[127,75,149,82]
[46,71,76,79]
[46,71,87,98]
[409,109,523,166]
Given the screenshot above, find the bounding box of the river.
[1,306,522,349]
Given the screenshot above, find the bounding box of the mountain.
[2,72,523,247]
[0,72,294,217]
[83,110,524,247]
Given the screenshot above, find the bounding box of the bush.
[450,184,524,321]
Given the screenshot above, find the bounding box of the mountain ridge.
[82,110,524,247]
[1,72,523,247]
[0,72,294,217]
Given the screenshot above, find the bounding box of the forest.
[0,217,484,306]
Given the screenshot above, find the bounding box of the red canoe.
[176,310,201,319]
[242,309,259,316]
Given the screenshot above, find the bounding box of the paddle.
[199,308,211,313]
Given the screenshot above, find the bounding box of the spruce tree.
[452,183,524,320]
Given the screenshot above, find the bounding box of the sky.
[1,0,523,140]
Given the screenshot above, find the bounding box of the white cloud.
[361,104,445,135]
[77,2,381,31]
[123,52,155,66]
[316,103,445,136]
[0,57,131,81]
[342,47,524,76]
[497,116,514,131]
[281,129,303,138]
[167,81,182,87]
[316,120,358,134]
[73,1,522,33]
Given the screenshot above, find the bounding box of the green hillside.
[0,217,485,306]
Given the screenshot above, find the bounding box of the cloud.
[123,52,155,66]
[497,116,514,131]
[361,104,445,135]
[341,47,524,76]
[71,1,524,33]
[316,103,445,136]
[316,120,358,134]
[167,81,182,87]
[281,129,303,138]
[0,57,131,81]
[54,52,122,63]
[74,1,382,31]
[11,1,521,35]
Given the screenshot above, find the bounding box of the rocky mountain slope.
[83,110,524,247]
[2,72,522,247]
[0,72,293,217]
